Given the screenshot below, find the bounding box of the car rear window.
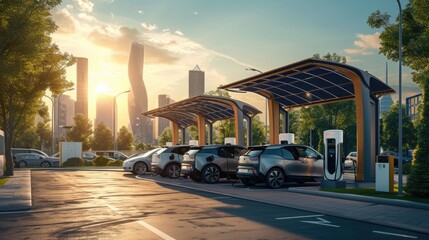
[185,149,200,156]
[243,149,263,157]
[199,148,218,155]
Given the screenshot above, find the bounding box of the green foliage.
[406,74,429,197]
[250,115,266,145]
[92,122,113,150]
[158,127,172,146]
[117,126,134,150]
[107,160,123,166]
[368,0,429,196]
[62,157,85,167]
[68,114,93,150]
[381,103,416,151]
[92,156,112,167]
[213,119,235,144]
[36,120,52,154]
[84,160,94,167]
[188,125,198,140]
[0,0,74,176]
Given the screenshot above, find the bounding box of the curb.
[288,188,429,210]
[0,170,32,212]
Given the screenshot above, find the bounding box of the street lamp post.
[245,68,268,143]
[113,90,130,151]
[56,88,74,152]
[396,0,403,196]
[44,95,54,155]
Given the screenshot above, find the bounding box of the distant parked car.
[123,148,161,175]
[344,151,357,169]
[237,144,324,189]
[14,153,59,168]
[12,148,49,157]
[151,145,191,178]
[95,151,128,160]
[181,145,245,183]
[380,151,412,167]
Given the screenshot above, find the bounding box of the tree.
[36,120,52,154]
[92,123,113,150]
[158,127,172,146]
[0,1,75,176]
[67,114,93,151]
[368,0,429,196]
[380,103,416,152]
[117,126,134,150]
[250,115,265,145]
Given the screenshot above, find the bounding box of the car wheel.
[18,161,27,168]
[166,163,181,179]
[189,170,203,182]
[240,178,255,187]
[202,165,220,184]
[265,168,285,189]
[40,161,51,167]
[133,161,148,175]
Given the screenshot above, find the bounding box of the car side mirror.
[207,155,214,162]
[169,154,175,160]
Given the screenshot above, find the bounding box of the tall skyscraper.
[128,42,153,144]
[62,95,75,126]
[380,63,393,116]
[95,94,113,131]
[189,65,205,97]
[55,94,75,140]
[75,57,88,116]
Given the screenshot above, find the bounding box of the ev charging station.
[279,133,294,144]
[321,129,346,188]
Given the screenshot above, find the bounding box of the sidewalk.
[0,169,32,211]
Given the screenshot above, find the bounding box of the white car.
[344,151,357,168]
[151,145,191,178]
[123,148,161,175]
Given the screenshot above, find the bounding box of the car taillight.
[249,157,259,162]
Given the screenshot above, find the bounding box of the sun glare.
[96,83,110,95]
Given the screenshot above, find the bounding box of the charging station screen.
[327,139,336,174]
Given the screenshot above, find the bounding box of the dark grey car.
[14,153,59,168]
[181,145,245,183]
[237,144,324,188]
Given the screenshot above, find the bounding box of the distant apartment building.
[406,93,422,121]
[189,65,205,97]
[95,94,113,131]
[75,57,88,117]
[55,94,75,140]
[153,94,175,139]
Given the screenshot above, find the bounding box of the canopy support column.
[207,121,213,145]
[245,116,252,147]
[232,105,244,146]
[268,99,280,144]
[171,122,179,145]
[197,115,206,146]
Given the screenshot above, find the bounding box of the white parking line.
[276,214,324,220]
[137,220,176,240]
[373,231,418,239]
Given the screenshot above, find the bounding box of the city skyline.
[50,0,420,130]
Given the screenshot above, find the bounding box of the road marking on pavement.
[106,204,122,214]
[373,231,418,239]
[276,214,324,220]
[137,220,176,240]
[301,218,340,228]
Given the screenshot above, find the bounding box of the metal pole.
[245,68,267,142]
[44,95,54,155]
[396,0,403,196]
[113,90,130,151]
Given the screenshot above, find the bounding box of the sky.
[50,0,420,129]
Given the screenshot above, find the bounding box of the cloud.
[175,30,184,36]
[344,32,380,55]
[138,10,143,14]
[194,12,198,15]
[141,22,158,31]
[74,0,94,13]
[52,8,77,34]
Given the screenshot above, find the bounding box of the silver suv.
[237,144,324,188]
[151,145,191,178]
[181,145,245,183]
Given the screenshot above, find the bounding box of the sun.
[96,82,110,95]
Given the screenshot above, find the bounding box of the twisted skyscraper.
[128,42,152,144]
